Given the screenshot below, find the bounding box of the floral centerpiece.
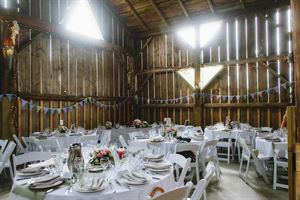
[55,125,68,136]
[133,119,142,128]
[89,148,114,165]
[163,127,177,137]
[105,121,112,129]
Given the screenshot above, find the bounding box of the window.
[177,21,222,48]
[177,65,223,89]
[63,0,103,40]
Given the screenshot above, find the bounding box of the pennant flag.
[50,108,56,114]
[36,106,42,112]
[68,107,74,112]
[273,87,279,92]
[57,109,61,114]
[74,104,79,109]
[250,93,255,98]
[282,83,287,90]
[29,103,35,110]
[83,98,88,104]
[21,99,28,107]
[79,101,84,106]
[63,108,67,113]
[6,94,13,102]
[44,107,49,114]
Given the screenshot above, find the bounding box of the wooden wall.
[0,0,134,137]
[136,6,294,129]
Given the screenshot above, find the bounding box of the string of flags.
[0,94,129,114]
[0,82,293,114]
[138,82,294,104]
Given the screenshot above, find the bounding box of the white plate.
[89,167,106,173]
[17,171,42,177]
[122,176,151,185]
[73,181,107,193]
[147,168,170,173]
[29,180,64,190]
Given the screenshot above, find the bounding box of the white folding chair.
[273,143,288,190]
[39,138,62,152]
[235,130,256,162]
[188,179,207,200]
[146,181,193,200]
[12,152,51,178]
[202,165,215,200]
[129,131,144,141]
[12,134,26,154]
[215,131,234,164]
[0,141,16,180]
[168,153,191,187]
[119,135,129,148]
[99,130,112,146]
[175,143,202,183]
[0,139,8,155]
[80,135,99,147]
[21,136,42,152]
[200,140,220,179]
[238,138,270,184]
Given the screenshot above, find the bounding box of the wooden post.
[192,26,202,126]
[0,21,17,139]
[291,1,300,199]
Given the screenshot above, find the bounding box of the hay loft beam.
[149,0,169,27]
[0,8,131,55]
[124,0,148,31]
[207,0,215,14]
[177,0,190,18]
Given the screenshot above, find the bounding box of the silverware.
[109,181,116,193]
[115,180,131,190]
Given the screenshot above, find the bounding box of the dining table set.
[7,122,289,199]
[9,147,176,200]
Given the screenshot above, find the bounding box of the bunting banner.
[0,81,293,115]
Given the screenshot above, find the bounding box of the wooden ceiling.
[105,0,290,38]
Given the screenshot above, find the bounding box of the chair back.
[190,179,207,200]
[273,142,288,158]
[0,141,16,173]
[147,182,193,200]
[13,152,51,175]
[0,139,8,155]
[201,140,218,159]
[21,137,41,152]
[119,135,128,148]
[12,134,26,154]
[129,131,144,141]
[175,143,202,163]
[39,138,62,152]
[99,130,112,145]
[238,138,251,157]
[168,153,191,186]
[80,135,99,147]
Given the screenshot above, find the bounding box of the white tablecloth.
[9,167,176,200]
[255,138,287,158]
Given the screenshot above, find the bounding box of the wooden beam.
[240,0,246,9]
[204,103,292,108]
[177,0,189,18]
[17,32,41,53]
[18,92,129,102]
[0,8,132,55]
[136,36,154,57]
[207,0,215,14]
[138,0,290,39]
[149,0,169,27]
[138,104,194,108]
[134,74,153,95]
[124,0,148,31]
[137,66,193,75]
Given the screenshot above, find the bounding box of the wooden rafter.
[136,36,154,57]
[240,0,246,9]
[177,0,189,18]
[149,0,169,27]
[207,0,215,14]
[138,0,290,38]
[124,0,148,31]
[0,8,131,55]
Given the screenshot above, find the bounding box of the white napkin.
[28,158,55,168]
